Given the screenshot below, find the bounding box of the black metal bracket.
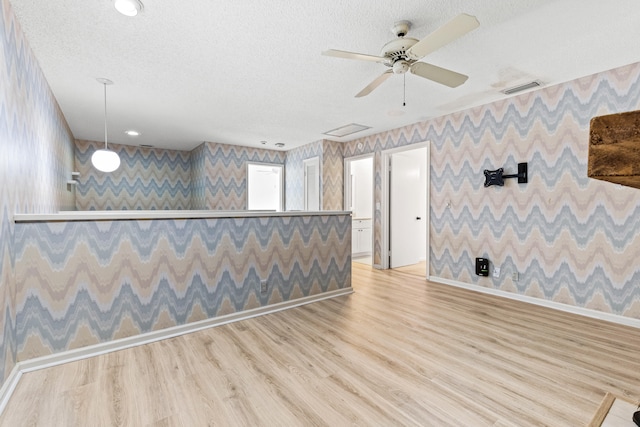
[484,162,528,187]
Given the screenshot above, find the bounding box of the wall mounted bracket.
[484,162,528,187]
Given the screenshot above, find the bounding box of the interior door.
[390,152,422,268]
[304,157,320,211]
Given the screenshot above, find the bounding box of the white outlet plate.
[493,267,500,278]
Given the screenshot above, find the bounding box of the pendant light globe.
[91,78,120,173]
[91,149,121,173]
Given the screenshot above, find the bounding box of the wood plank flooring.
[2,263,640,426]
[393,261,427,278]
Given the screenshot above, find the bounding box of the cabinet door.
[352,229,360,253]
[360,227,372,254]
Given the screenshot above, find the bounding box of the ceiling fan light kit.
[322,13,480,97]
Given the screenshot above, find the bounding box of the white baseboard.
[429,276,640,330]
[0,366,21,416]
[0,287,353,415]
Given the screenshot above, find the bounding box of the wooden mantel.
[588,109,640,189]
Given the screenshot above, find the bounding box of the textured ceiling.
[8,0,640,151]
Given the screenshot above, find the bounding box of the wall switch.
[260,280,268,293]
[511,272,519,281]
[493,267,501,278]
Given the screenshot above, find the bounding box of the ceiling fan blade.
[355,70,394,97]
[406,13,479,60]
[410,62,468,88]
[322,49,387,63]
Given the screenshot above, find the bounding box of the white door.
[390,151,426,268]
[304,157,320,211]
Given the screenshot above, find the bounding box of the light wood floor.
[393,260,427,278]
[2,263,640,426]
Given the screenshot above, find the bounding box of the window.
[247,163,284,211]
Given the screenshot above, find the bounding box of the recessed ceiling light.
[114,0,143,17]
[275,143,285,148]
[124,130,140,136]
[323,123,371,138]
[260,140,267,145]
[140,144,154,148]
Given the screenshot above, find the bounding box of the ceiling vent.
[323,123,371,138]
[502,81,542,95]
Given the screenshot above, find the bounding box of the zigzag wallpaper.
[189,142,208,209]
[0,0,76,385]
[345,62,640,319]
[321,140,344,211]
[75,140,191,210]
[14,214,351,360]
[191,141,286,210]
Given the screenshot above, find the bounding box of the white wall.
[350,157,373,219]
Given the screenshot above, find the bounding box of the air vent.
[502,81,542,95]
[323,123,371,138]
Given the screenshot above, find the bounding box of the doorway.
[247,162,284,211]
[344,155,374,265]
[382,144,429,277]
[303,157,320,211]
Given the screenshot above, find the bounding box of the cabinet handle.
[416,217,422,220]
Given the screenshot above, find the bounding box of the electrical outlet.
[493,266,501,278]
[511,272,519,281]
[260,280,268,293]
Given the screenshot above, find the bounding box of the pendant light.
[91,78,121,173]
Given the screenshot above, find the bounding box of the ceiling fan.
[322,14,479,97]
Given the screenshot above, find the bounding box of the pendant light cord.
[103,82,108,150]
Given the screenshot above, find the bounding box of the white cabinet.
[352,218,372,255]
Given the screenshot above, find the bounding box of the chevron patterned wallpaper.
[0,0,76,384]
[191,141,286,210]
[321,140,344,211]
[189,142,208,209]
[75,140,288,211]
[345,62,640,319]
[75,140,192,210]
[14,214,351,360]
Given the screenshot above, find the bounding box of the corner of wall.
[0,0,76,387]
[321,140,344,211]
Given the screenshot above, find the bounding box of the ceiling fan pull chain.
[403,74,406,107]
